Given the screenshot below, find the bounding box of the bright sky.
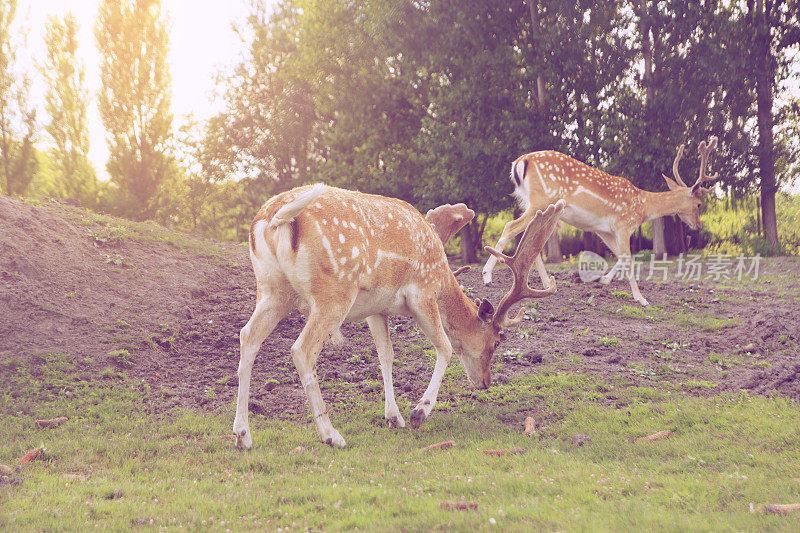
[20,0,270,181]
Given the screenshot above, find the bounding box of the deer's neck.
[437,273,479,347]
[640,189,689,223]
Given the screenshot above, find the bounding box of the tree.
[411,0,535,262]
[95,0,175,220]
[0,0,37,196]
[744,0,799,246]
[41,13,97,207]
[202,0,315,218]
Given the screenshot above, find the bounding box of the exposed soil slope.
[1,196,798,421]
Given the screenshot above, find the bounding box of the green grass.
[678,314,741,331]
[2,354,800,531]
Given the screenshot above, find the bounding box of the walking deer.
[233,184,564,448]
[482,137,719,306]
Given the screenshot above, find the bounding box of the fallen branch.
[20,446,44,464]
[637,430,672,442]
[420,440,455,452]
[483,447,525,457]
[440,500,478,510]
[523,417,536,436]
[36,417,68,428]
[761,503,800,516]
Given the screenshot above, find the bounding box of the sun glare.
[20,0,262,181]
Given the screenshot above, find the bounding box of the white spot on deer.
[333,217,339,225]
[352,246,360,258]
[320,235,338,273]
[339,257,347,265]
[339,233,345,243]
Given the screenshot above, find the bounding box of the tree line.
[1,0,798,256]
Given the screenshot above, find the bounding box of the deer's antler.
[485,199,565,328]
[694,136,718,187]
[452,266,470,277]
[671,143,688,187]
[426,203,475,244]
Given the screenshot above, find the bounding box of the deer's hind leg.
[291,290,357,447]
[234,282,295,450]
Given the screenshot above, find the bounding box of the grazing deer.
[482,137,719,306]
[233,183,564,449]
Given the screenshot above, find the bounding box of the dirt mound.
[1,196,798,423]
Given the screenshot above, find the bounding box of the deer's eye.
[494,341,501,349]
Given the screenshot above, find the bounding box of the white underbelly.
[345,287,411,322]
[562,204,615,234]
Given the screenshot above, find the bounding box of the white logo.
[578,251,608,282]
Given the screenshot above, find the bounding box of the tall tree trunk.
[652,218,667,255]
[527,0,562,262]
[754,0,779,246]
[639,0,668,251]
[544,232,562,263]
[460,223,478,264]
[663,216,687,254]
[527,0,546,110]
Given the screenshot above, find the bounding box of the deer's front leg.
[366,315,405,428]
[408,297,453,429]
[234,292,291,450]
[616,241,649,307]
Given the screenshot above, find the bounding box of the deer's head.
[662,136,719,230]
[427,200,565,389]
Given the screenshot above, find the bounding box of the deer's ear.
[477,299,495,322]
[662,174,680,191]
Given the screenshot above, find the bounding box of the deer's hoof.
[387,415,406,428]
[323,430,346,448]
[234,429,252,450]
[410,408,426,429]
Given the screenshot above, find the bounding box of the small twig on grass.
[483,447,526,457]
[20,446,44,464]
[760,503,800,516]
[523,416,536,436]
[440,500,478,510]
[36,417,68,428]
[637,430,672,442]
[420,440,455,452]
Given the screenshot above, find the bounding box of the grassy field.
[3,352,800,531]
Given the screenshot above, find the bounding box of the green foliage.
[0,0,38,196]
[107,349,134,368]
[95,0,176,221]
[40,13,98,208]
[701,193,800,256]
[88,224,128,247]
[597,336,620,348]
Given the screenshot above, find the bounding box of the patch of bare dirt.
[1,196,798,422]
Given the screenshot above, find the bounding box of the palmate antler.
[485,199,565,328]
[425,203,475,244]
